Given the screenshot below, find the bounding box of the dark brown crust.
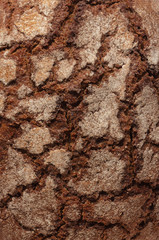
[0,0,159,239]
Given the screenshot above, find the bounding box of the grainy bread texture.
[0,0,159,239]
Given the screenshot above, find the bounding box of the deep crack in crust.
[0,0,159,239]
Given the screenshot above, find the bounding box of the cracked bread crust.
[0,0,159,240]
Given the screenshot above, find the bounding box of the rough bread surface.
[0,0,159,239]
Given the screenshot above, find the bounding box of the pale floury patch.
[0,1,61,46]
[31,51,65,86]
[154,197,159,221]
[135,86,159,147]
[66,226,102,240]
[104,15,136,100]
[76,8,136,69]
[8,176,59,235]
[150,126,159,143]
[105,226,127,240]
[19,94,59,121]
[0,58,16,85]
[45,149,71,173]
[57,59,76,82]
[0,147,36,201]
[17,0,60,16]
[135,86,159,185]
[136,148,159,183]
[135,222,159,240]
[38,0,60,17]
[14,124,53,154]
[15,8,50,39]
[68,149,126,194]
[78,9,137,139]
[107,57,131,100]
[133,0,159,65]
[17,0,34,7]
[6,94,59,122]
[85,194,147,231]
[17,85,33,99]
[64,203,81,222]
[76,11,116,68]
[0,2,25,47]
[74,137,83,151]
[0,91,5,114]
[79,83,124,140]
[31,55,55,86]
[0,209,34,240]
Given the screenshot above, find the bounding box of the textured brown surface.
[0,0,159,239]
